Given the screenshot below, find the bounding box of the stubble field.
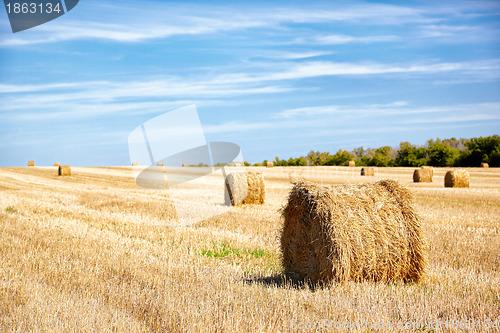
[0,166,499,332]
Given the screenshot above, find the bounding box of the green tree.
[458,135,500,167]
[307,151,321,166]
[353,147,366,159]
[324,149,355,166]
[369,146,395,167]
[426,139,460,166]
[396,142,427,167]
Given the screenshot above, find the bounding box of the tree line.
[252,135,500,167]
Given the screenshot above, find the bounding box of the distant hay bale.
[266,161,274,168]
[182,163,189,167]
[157,162,164,166]
[421,166,434,177]
[280,180,426,284]
[444,170,470,188]
[28,161,35,167]
[348,160,355,167]
[225,172,265,206]
[132,162,139,166]
[58,165,71,176]
[360,167,374,176]
[54,162,60,167]
[413,167,433,183]
[481,163,489,168]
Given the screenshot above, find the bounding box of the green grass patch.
[5,206,15,213]
[199,242,270,258]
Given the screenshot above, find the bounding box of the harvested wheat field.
[1,166,499,332]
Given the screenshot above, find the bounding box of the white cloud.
[0,1,443,47]
[416,23,500,43]
[253,50,334,60]
[419,24,479,38]
[277,101,409,118]
[0,78,292,122]
[202,102,500,135]
[203,121,277,134]
[0,82,83,93]
[277,102,500,119]
[401,112,500,124]
[313,34,399,45]
[210,59,500,84]
[1,57,499,122]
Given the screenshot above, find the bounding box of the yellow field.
[0,166,499,332]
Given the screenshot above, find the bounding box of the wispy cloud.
[211,59,500,84]
[0,76,292,120]
[401,112,500,124]
[419,24,480,38]
[416,23,500,43]
[2,57,499,122]
[277,101,409,118]
[204,102,500,135]
[252,50,334,60]
[0,1,443,47]
[277,102,500,119]
[0,82,85,93]
[312,34,399,45]
[1,0,497,48]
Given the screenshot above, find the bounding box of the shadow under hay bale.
[280,180,426,284]
[360,167,374,176]
[413,167,433,183]
[54,162,60,167]
[481,163,489,168]
[348,160,355,167]
[225,172,265,206]
[58,165,71,176]
[444,170,470,188]
[28,161,35,167]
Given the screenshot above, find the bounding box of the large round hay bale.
[348,160,355,167]
[157,162,164,166]
[28,161,35,167]
[266,161,274,168]
[132,162,139,166]
[444,170,469,188]
[360,167,374,176]
[58,165,71,176]
[421,166,434,177]
[225,172,265,206]
[413,167,433,182]
[54,162,60,167]
[182,163,189,167]
[480,163,489,168]
[280,180,426,284]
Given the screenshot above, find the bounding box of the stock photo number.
[5,2,62,14]
[3,0,79,33]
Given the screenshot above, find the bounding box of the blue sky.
[1,0,499,166]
